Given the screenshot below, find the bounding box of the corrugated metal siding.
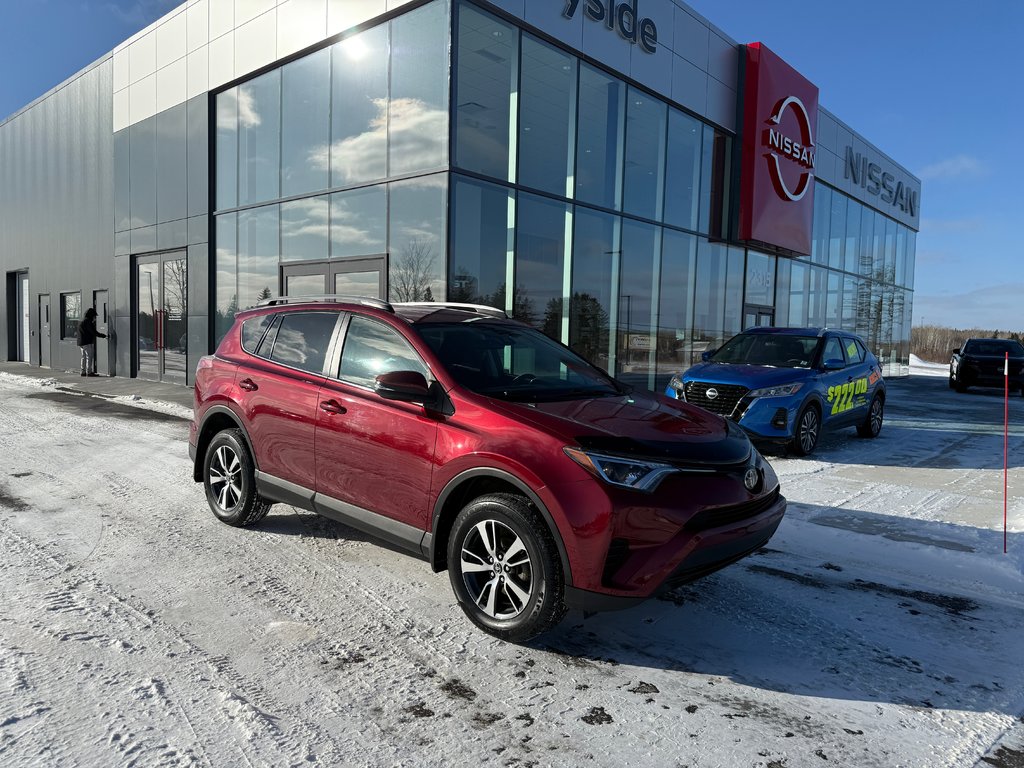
[0,60,115,369]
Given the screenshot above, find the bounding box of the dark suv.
[189,298,786,641]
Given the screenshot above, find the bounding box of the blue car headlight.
[747,382,804,399]
[668,375,686,399]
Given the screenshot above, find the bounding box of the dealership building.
[0,0,920,388]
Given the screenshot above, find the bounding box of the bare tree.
[392,238,436,302]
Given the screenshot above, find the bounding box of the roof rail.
[257,294,394,311]
[395,302,508,319]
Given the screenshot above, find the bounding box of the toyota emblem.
[706,387,719,400]
[743,468,760,491]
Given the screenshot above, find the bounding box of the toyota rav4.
[189,298,786,641]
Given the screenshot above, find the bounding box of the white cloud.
[917,154,985,181]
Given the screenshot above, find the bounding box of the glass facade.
[211,0,915,381]
[213,1,450,339]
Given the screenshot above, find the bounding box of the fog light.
[771,408,787,429]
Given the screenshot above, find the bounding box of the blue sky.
[1,0,1020,332]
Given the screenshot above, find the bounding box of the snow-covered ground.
[1,372,1023,767]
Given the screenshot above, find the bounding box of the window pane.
[724,246,744,336]
[656,228,696,375]
[826,270,842,328]
[62,293,82,339]
[844,199,859,274]
[238,205,280,310]
[664,109,701,230]
[808,265,827,327]
[281,197,329,262]
[570,206,618,370]
[450,176,513,308]
[215,87,238,211]
[389,174,447,302]
[895,226,907,287]
[829,191,846,269]
[215,213,237,343]
[518,35,576,197]
[811,184,830,265]
[339,316,429,388]
[514,192,568,337]
[788,259,808,327]
[241,314,272,354]
[575,64,624,210]
[330,185,387,259]
[268,312,338,374]
[617,219,660,388]
[884,216,897,284]
[282,48,330,197]
[623,88,667,220]
[694,239,726,352]
[238,70,281,206]
[455,5,517,181]
[842,274,858,330]
[744,250,774,307]
[774,257,791,326]
[331,25,389,186]
[390,1,449,176]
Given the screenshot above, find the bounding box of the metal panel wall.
[0,60,115,370]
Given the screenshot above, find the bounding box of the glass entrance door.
[281,257,386,301]
[744,306,774,330]
[136,251,187,384]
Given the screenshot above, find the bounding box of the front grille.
[684,381,749,417]
[684,487,781,533]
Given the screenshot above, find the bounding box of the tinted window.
[845,337,866,364]
[822,337,846,366]
[267,312,338,374]
[518,36,576,196]
[339,316,429,389]
[241,315,273,353]
[712,334,818,368]
[576,64,624,209]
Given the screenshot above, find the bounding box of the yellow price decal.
[827,377,868,415]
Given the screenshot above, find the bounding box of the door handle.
[239,378,258,392]
[319,399,347,415]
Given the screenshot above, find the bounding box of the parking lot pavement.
[0,369,1022,767]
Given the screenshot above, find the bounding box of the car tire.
[857,395,884,438]
[203,428,271,527]
[447,493,566,642]
[790,403,820,456]
[955,381,968,393]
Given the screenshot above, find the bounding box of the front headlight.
[668,375,686,398]
[747,382,804,399]
[563,447,680,492]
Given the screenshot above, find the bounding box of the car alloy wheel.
[858,396,884,438]
[209,444,242,512]
[203,428,271,527]
[447,493,565,642]
[460,519,533,620]
[791,405,820,456]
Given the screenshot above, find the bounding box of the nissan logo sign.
[706,388,719,400]
[743,468,760,491]
[764,95,815,202]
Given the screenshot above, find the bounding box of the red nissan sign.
[738,43,819,255]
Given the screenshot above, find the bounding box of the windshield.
[964,339,1024,356]
[417,322,624,401]
[711,333,820,368]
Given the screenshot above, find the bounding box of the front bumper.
[666,383,802,442]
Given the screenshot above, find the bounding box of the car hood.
[489,390,751,467]
[683,362,815,388]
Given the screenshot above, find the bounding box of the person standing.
[76,307,107,376]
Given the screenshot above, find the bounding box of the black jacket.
[76,317,106,347]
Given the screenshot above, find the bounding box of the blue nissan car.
[666,328,885,455]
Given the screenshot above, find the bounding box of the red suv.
[189,298,786,641]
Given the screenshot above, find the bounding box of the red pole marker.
[1005,351,1009,554]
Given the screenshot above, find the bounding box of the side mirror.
[822,358,845,371]
[375,371,432,404]
[950,348,961,358]
[701,349,716,362]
